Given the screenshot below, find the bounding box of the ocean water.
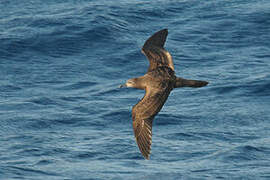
[1,0,270,179]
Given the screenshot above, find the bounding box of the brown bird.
[120,29,208,159]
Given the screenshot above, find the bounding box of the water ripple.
[1,0,270,179]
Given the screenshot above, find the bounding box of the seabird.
[120,29,208,159]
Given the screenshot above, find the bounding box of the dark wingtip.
[144,155,150,160]
[142,151,150,160]
[142,29,169,50]
[163,28,168,32]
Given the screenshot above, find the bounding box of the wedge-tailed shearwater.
[120,29,208,159]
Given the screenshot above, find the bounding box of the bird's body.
[120,29,208,159]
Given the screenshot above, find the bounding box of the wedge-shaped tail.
[174,77,208,88]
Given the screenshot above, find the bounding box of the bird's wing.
[142,29,175,72]
[132,84,173,159]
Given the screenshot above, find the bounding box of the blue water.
[1,0,270,179]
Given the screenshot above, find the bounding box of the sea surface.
[1,0,270,179]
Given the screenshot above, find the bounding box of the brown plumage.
[120,29,208,159]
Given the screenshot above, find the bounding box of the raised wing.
[142,29,174,72]
[132,85,173,159]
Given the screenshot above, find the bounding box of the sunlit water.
[1,0,270,179]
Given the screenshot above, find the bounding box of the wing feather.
[132,84,173,159]
[142,29,174,72]
[142,29,168,50]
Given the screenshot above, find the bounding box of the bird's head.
[120,78,137,88]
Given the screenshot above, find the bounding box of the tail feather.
[174,77,208,88]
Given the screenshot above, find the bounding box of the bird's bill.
[119,83,127,88]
